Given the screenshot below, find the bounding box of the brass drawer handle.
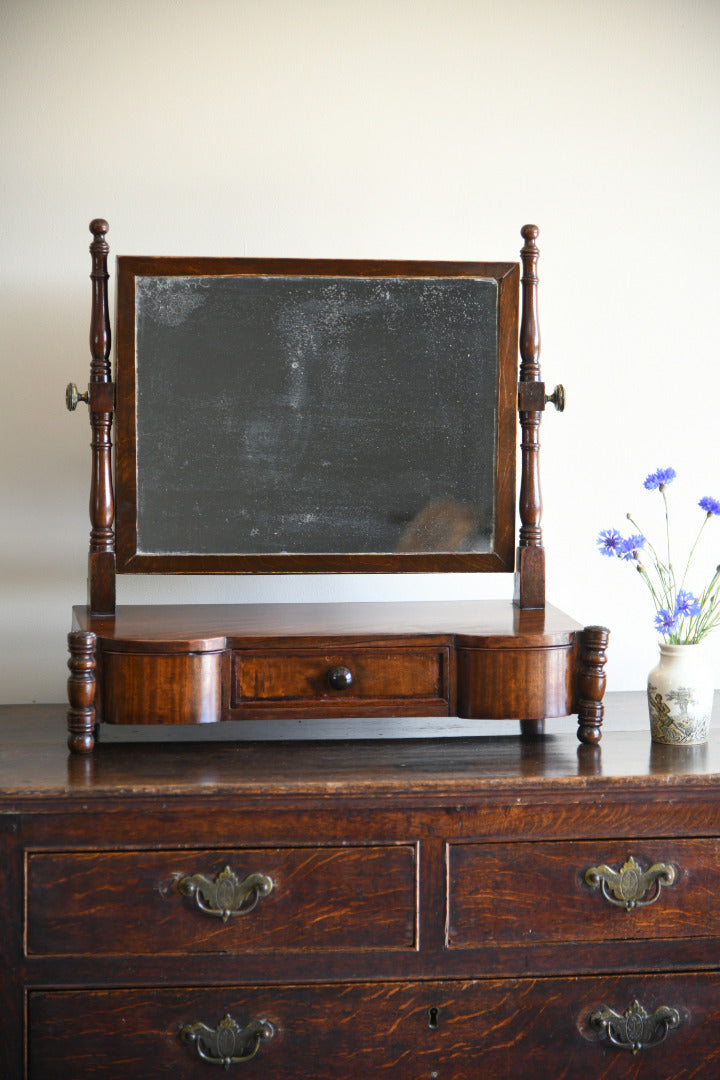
[178,866,273,922]
[589,998,680,1054]
[584,856,676,910]
[180,1013,274,1067]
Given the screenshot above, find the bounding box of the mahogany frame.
[82,221,551,615]
[114,255,518,578]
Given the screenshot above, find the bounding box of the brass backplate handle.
[584,856,676,910]
[178,866,274,922]
[180,1014,274,1068]
[589,999,680,1054]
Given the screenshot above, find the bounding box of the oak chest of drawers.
[2,698,720,1077]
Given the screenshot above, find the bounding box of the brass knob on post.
[66,382,89,411]
[545,384,565,412]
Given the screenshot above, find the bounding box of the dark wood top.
[73,600,583,651]
[1,695,719,807]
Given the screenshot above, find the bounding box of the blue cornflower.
[654,608,678,634]
[619,534,646,560]
[597,528,623,557]
[675,590,702,618]
[699,496,720,517]
[644,467,676,491]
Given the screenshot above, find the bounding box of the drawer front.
[448,838,719,948]
[456,643,576,718]
[100,650,226,725]
[232,647,451,712]
[29,974,720,1078]
[26,845,416,956]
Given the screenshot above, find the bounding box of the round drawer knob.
[327,665,353,690]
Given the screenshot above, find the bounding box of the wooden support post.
[67,630,97,754]
[577,625,610,744]
[87,219,116,614]
[514,223,546,609]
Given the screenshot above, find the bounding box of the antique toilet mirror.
[66,221,608,752]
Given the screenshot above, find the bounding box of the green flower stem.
[680,513,711,592]
[635,561,664,612]
[630,516,677,609]
[688,568,720,642]
[627,513,674,598]
[661,488,680,609]
[661,487,674,589]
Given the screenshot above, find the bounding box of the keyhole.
[428,1006,440,1029]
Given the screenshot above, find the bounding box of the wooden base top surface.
[72,599,584,650]
[2,697,720,805]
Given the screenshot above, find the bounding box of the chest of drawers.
[2,698,720,1077]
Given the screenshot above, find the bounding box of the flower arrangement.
[598,468,720,644]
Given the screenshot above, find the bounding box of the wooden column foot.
[520,718,545,737]
[577,625,610,744]
[67,630,96,754]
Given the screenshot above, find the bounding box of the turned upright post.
[576,625,610,744]
[87,219,116,614]
[67,630,96,754]
[514,224,546,609]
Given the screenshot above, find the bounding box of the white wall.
[2,0,719,703]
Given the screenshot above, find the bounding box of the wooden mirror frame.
[78,221,552,616]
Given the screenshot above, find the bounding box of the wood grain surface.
[28,975,720,1079]
[3,696,720,1078]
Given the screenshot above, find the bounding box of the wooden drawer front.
[232,647,451,709]
[456,643,575,719]
[101,650,226,725]
[28,974,720,1078]
[448,838,719,948]
[26,845,416,956]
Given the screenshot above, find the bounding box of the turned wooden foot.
[577,625,610,744]
[520,718,545,737]
[67,630,96,754]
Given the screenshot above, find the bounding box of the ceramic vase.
[647,643,714,744]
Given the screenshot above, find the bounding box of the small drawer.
[456,642,576,719]
[26,844,416,956]
[28,974,720,1078]
[447,839,720,949]
[100,649,227,725]
[231,646,452,716]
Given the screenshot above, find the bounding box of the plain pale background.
[2,0,719,706]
